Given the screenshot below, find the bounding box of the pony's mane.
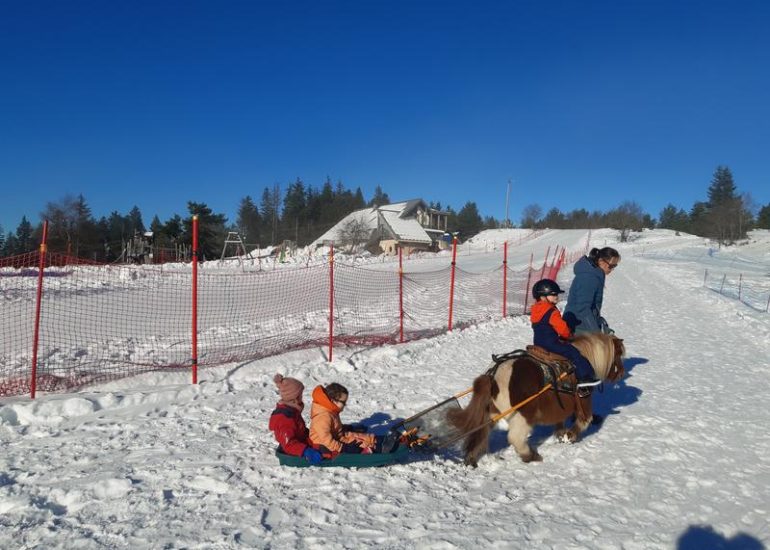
[571,333,618,379]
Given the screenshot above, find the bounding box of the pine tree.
[0,225,5,256]
[184,202,228,260]
[236,195,262,244]
[282,179,306,243]
[456,201,483,239]
[658,204,691,233]
[757,203,770,229]
[705,166,744,244]
[15,216,34,253]
[369,185,390,207]
[707,166,737,207]
[127,206,145,234]
[354,187,366,209]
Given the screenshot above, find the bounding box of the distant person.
[563,247,621,335]
[530,279,599,393]
[269,374,322,464]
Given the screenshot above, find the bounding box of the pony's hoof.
[522,451,542,463]
[464,457,479,468]
[554,429,568,441]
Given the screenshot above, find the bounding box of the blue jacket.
[563,256,606,334]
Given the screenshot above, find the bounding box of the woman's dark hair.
[325,383,348,400]
[587,247,620,266]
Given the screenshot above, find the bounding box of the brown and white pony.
[447,333,625,466]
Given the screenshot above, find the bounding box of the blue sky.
[1,0,769,233]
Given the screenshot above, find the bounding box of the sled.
[275,444,408,468]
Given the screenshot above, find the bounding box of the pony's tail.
[447,374,495,467]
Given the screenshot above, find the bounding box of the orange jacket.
[530,301,572,340]
[309,386,375,453]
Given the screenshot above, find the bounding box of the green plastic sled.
[275,445,409,468]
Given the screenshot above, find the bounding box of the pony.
[447,332,625,466]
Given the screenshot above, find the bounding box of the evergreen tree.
[658,204,690,233]
[184,202,228,260]
[260,184,281,245]
[4,233,19,257]
[0,225,5,256]
[541,208,566,229]
[705,165,744,244]
[163,215,184,244]
[15,216,34,253]
[689,201,709,238]
[707,166,737,206]
[354,187,366,209]
[73,194,99,258]
[282,179,306,242]
[757,203,770,229]
[455,201,483,239]
[127,206,145,234]
[236,195,262,244]
[368,185,390,207]
[483,216,499,230]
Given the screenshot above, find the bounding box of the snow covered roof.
[311,200,435,246]
[311,207,379,246]
[379,210,432,243]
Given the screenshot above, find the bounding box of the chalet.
[312,199,451,255]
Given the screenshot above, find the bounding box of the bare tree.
[606,201,645,242]
[520,204,542,229]
[337,216,372,253]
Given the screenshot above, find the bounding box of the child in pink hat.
[268,374,322,464]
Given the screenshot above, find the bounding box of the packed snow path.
[1,242,768,548]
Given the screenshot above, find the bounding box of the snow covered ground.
[1,229,769,549]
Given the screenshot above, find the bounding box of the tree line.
[520,166,769,244]
[1,166,768,260]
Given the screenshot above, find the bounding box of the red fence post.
[502,241,508,318]
[399,247,404,343]
[539,246,551,280]
[738,274,743,302]
[329,243,335,361]
[191,215,199,384]
[30,220,49,399]
[703,269,708,287]
[448,236,458,331]
[719,274,726,294]
[523,252,534,314]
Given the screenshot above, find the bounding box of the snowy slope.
[1,229,769,549]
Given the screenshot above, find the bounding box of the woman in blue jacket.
[563,247,620,334]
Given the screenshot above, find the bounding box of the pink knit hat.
[274,373,304,402]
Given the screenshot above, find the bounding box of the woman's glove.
[302,447,322,464]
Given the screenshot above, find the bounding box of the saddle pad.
[526,345,569,364]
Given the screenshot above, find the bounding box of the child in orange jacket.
[530,279,599,391]
[309,383,377,456]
